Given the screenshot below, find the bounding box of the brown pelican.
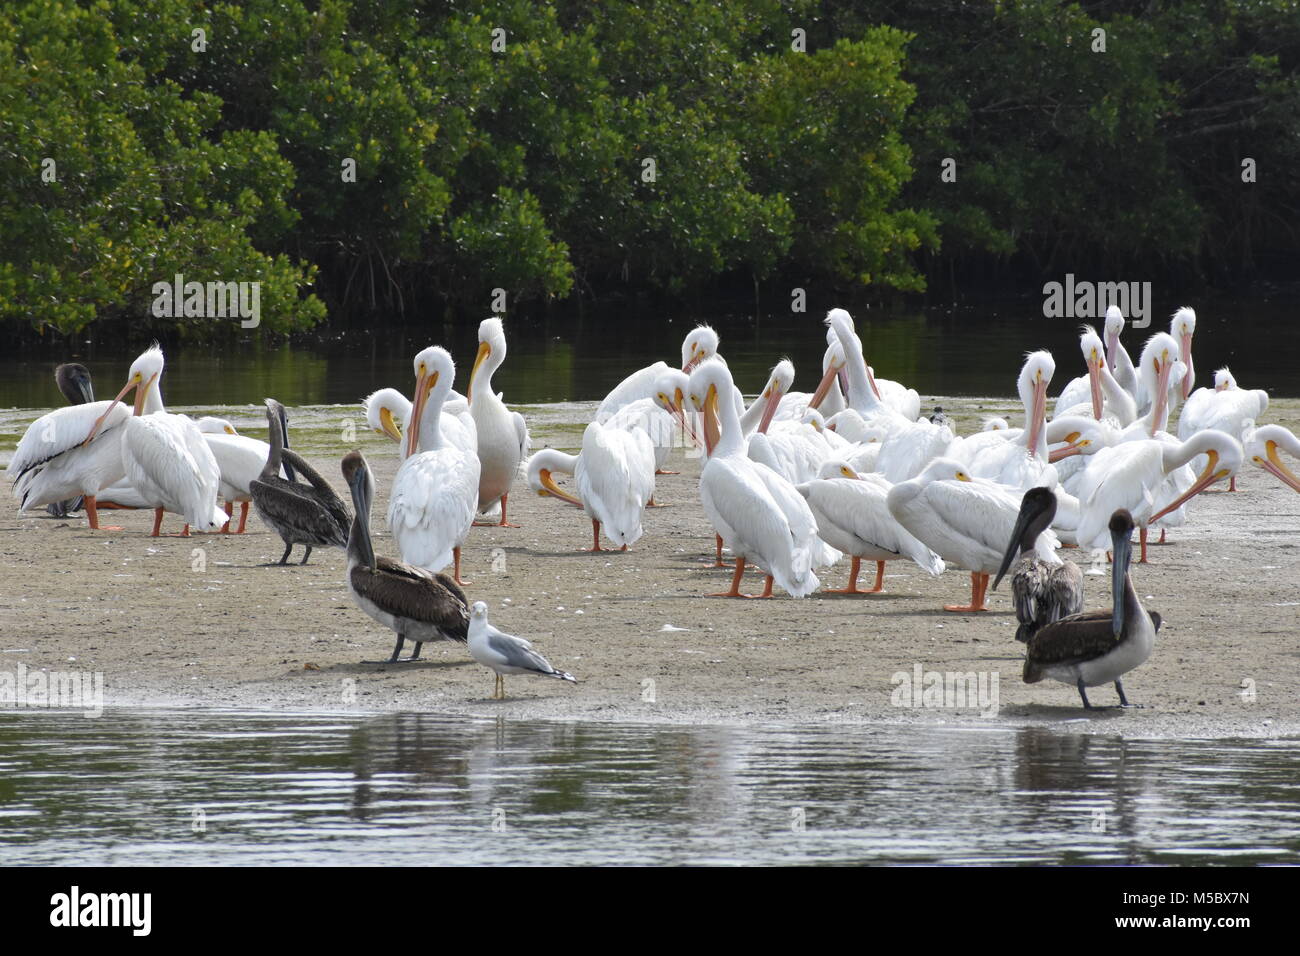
[47,364,95,517]
[993,487,1085,643]
[468,601,576,699]
[1023,509,1162,709]
[341,452,468,663]
[249,399,349,565]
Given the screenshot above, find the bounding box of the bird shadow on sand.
[812,590,912,602]
[326,659,476,675]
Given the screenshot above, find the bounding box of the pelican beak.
[468,342,491,403]
[993,497,1042,592]
[702,384,721,456]
[1088,352,1104,420]
[757,384,783,435]
[346,464,376,569]
[1150,354,1173,435]
[1149,449,1230,522]
[1111,524,1132,638]
[866,365,882,400]
[406,369,437,459]
[673,388,702,448]
[1049,431,1084,464]
[82,372,146,445]
[1256,441,1300,493]
[377,406,403,443]
[537,468,582,507]
[809,361,842,410]
[1027,373,1049,453]
[1180,331,1194,399]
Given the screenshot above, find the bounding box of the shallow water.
[0,709,1296,865]
[2,299,1297,411]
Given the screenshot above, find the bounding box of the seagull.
[468,602,576,699]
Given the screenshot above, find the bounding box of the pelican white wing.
[388,448,480,572]
[122,414,226,530]
[575,422,655,547]
[10,401,130,508]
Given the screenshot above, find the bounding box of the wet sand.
[1,397,1297,737]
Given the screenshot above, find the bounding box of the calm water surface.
[1,709,1296,865]
[2,300,1297,410]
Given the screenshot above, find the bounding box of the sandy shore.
[2,396,1297,738]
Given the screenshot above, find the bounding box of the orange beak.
[81,372,151,445]
[468,341,490,403]
[405,369,437,458]
[1149,450,1230,522]
[538,469,582,507]
[377,406,403,443]
[809,361,842,410]
[701,385,721,456]
[1256,441,1300,493]
[757,384,783,435]
[1088,353,1104,420]
[1049,432,1084,464]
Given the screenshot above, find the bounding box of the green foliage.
[0,0,323,335]
[3,0,1296,337]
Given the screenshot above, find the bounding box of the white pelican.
[80,345,225,536]
[689,360,822,598]
[468,318,529,526]
[596,324,720,421]
[603,369,693,474]
[816,309,921,420]
[363,386,476,456]
[248,400,350,564]
[1102,305,1139,399]
[10,364,133,530]
[468,602,576,699]
[528,421,655,551]
[820,309,951,482]
[1118,332,1184,442]
[1245,425,1300,493]
[887,458,1061,612]
[991,487,1084,642]
[388,347,480,584]
[797,460,943,594]
[954,351,1058,491]
[341,451,469,662]
[1073,429,1242,562]
[1137,307,1196,412]
[1178,368,1267,490]
[1054,327,1137,426]
[1024,509,1162,709]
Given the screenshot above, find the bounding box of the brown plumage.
[249,400,350,565]
[993,487,1085,643]
[1024,610,1162,683]
[342,451,469,662]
